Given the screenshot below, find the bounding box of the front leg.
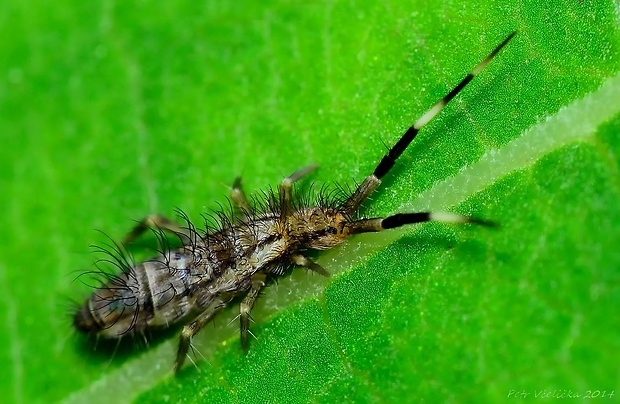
[291,254,330,277]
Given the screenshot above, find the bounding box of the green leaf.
[1,1,618,403]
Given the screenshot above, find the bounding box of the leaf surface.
[0,1,618,403]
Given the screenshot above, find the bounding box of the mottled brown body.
[75,208,347,339]
[74,32,515,373]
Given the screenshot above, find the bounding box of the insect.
[73,31,516,373]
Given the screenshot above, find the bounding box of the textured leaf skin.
[0,1,618,403]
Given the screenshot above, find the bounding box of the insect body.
[73,32,516,373]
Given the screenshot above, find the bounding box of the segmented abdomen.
[74,248,217,338]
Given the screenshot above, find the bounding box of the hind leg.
[175,298,228,373]
[239,272,267,351]
[231,177,251,219]
[122,214,194,245]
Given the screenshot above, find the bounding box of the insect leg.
[345,212,496,235]
[239,272,267,351]
[231,177,251,217]
[278,164,318,218]
[342,31,517,214]
[175,298,228,373]
[291,254,330,277]
[122,214,193,245]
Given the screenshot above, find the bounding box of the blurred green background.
[1,1,619,403]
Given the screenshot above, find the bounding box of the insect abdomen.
[74,249,214,338]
